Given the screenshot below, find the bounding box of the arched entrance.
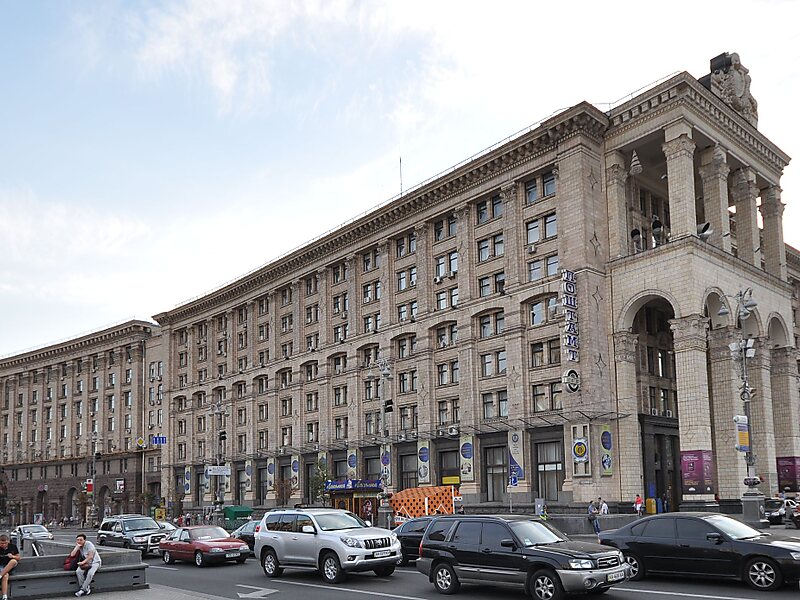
[66,487,77,519]
[36,490,47,521]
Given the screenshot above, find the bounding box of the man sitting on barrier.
[0,533,21,600]
[69,534,102,597]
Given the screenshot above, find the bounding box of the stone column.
[662,124,697,240]
[770,347,800,491]
[669,316,716,506]
[707,327,748,503]
[605,152,629,258]
[759,186,788,281]
[612,331,643,502]
[500,180,522,288]
[749,338,777,492]
[731,168,760,268]
[698,145,731,252]
[413,224,430,315]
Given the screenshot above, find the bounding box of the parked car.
[416,514,629,599]
[765,498,797,525]
[790,505,800,529]
[231,520,258,555]
[600,512,800,591]
[11,524,53,540]
[159,525,250,567]
[393,517,432,565]
[96,514,167,557]
[254,508,401,584]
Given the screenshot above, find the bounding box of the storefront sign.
[600,425,613,476]
[562,368,580,393]
[777,457,800,492]
[324,479,383,492]
[417,440,431,484]
[733,416,750,452]
[561,270,580,362]
[347,448,358,480]
[459,435,474,482]
[508,430,525,479]
[680,450,715,495]
[572,437,589,463]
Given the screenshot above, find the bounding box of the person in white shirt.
[599,498,609,515]
[70,534,102,597]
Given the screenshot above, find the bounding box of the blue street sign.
[153,435,167,445]
[509,476,518,487]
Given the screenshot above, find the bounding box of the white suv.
[254,508,401,583]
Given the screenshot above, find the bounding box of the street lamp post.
[209,398,229,526]
[718,288,769,527]
[373,353,393,529]
[90,432,99,526]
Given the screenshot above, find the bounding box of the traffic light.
[94,452,102,461]
[219,430,227,442]
[383,398,394,414]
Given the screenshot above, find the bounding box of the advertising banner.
[347,448,358,480]
[291,455,301,489]
[600,424,613,476]
[734,416,750,453]
[184,467,191,496]
[417,440,431,484]
[245,460,253,492]
[380,444,392,487]
[680,450,715,495]
[459,435,474,482]
[777,457,800,492]
[266,458,275,491]
[508,430,525,480]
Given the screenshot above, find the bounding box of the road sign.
[136,437,147,449]
[509,475,518,487]
[152,435,167,445]
[86,478,94,493]
[206,465,231,476]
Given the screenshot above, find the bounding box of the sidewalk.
[45,584,225,600]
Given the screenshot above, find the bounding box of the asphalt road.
[49,531,800,600]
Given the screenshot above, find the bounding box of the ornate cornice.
[662,134,696,160]
[605,163,628,188]
[156,105,609,326]
[0,320,155,372]
[669,315,709,353]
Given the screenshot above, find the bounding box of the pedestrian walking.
[633,494,644,517]
[0,533,21,600]
[587,500,601,539]
[599,497,609,515]
[70,533,101,597]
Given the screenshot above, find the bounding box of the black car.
[416,514,629,599]
[231,520,258,555]
[97,514,167,557]
[393,517,432,565]
[600,512,800,591]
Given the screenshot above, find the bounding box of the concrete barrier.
[8,541,147,599]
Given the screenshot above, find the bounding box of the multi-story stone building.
[2,53,799,519]
[151,53,797,514]
[0,321,162,524]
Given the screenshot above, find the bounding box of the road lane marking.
[148,565,179,570]
[236,584,279,598]
[271,579,428,600]
[618,587,775,600]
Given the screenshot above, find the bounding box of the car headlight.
[132,536,148,543]
[340,536,363,548]
[240,545,250,552]
[790,552,800,560]
[210,547,224,553]
[569,559,594,570]
[390,533,398,542]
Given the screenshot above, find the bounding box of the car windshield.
[190,527,228,540]
[21,525,47,534]
[123,518,160,532]
[704,515,762,540]
[509,519,568,546]
[314,512,367,531]
[765,500,782,510]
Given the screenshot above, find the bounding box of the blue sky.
[1,0,799,356]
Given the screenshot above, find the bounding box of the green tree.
[307,458,329,505]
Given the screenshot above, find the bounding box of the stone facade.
[2,53,799,518]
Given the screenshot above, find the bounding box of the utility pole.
[376,352,393,529]
[209,398,229,526]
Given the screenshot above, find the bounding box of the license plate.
[225,552,240,558]
[373,550,391,558]
[607,570,625,582]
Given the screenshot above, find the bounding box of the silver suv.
[255,508,401,583]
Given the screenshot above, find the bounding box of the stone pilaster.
[500,181,522,288]
[770,346,800,462]
[413,224,430,315]
[612,331,643,500]
[749,338,777,492]
[669,315,715,503]
[707,327,748,500]
[698,145,731,252]
[731,168,760,268]
[453,203,473,302]
[662,129,697,240]
[605,153,629,258]
[759,186,788,281]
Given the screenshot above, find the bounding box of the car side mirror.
[365,520,372,527]
[500,539,517,549]
[301,525,316,535]
[706,532,722,544]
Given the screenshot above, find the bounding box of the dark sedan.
[393,517,432,565]
[231,520,257,555]
[600,513,800,591]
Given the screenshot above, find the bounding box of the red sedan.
[159,526,250,567]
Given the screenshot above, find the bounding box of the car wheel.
[97,537,105,546]
[432,562,460,595]
[261,549,283,577]
[623,552,645,581]
[398,551,409,567]
[530,569,565,600]
[162,550,175,565]
[195,551,205,568]
[745,557,783,591]
[320,552,345,584]
[374,564,395,577]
